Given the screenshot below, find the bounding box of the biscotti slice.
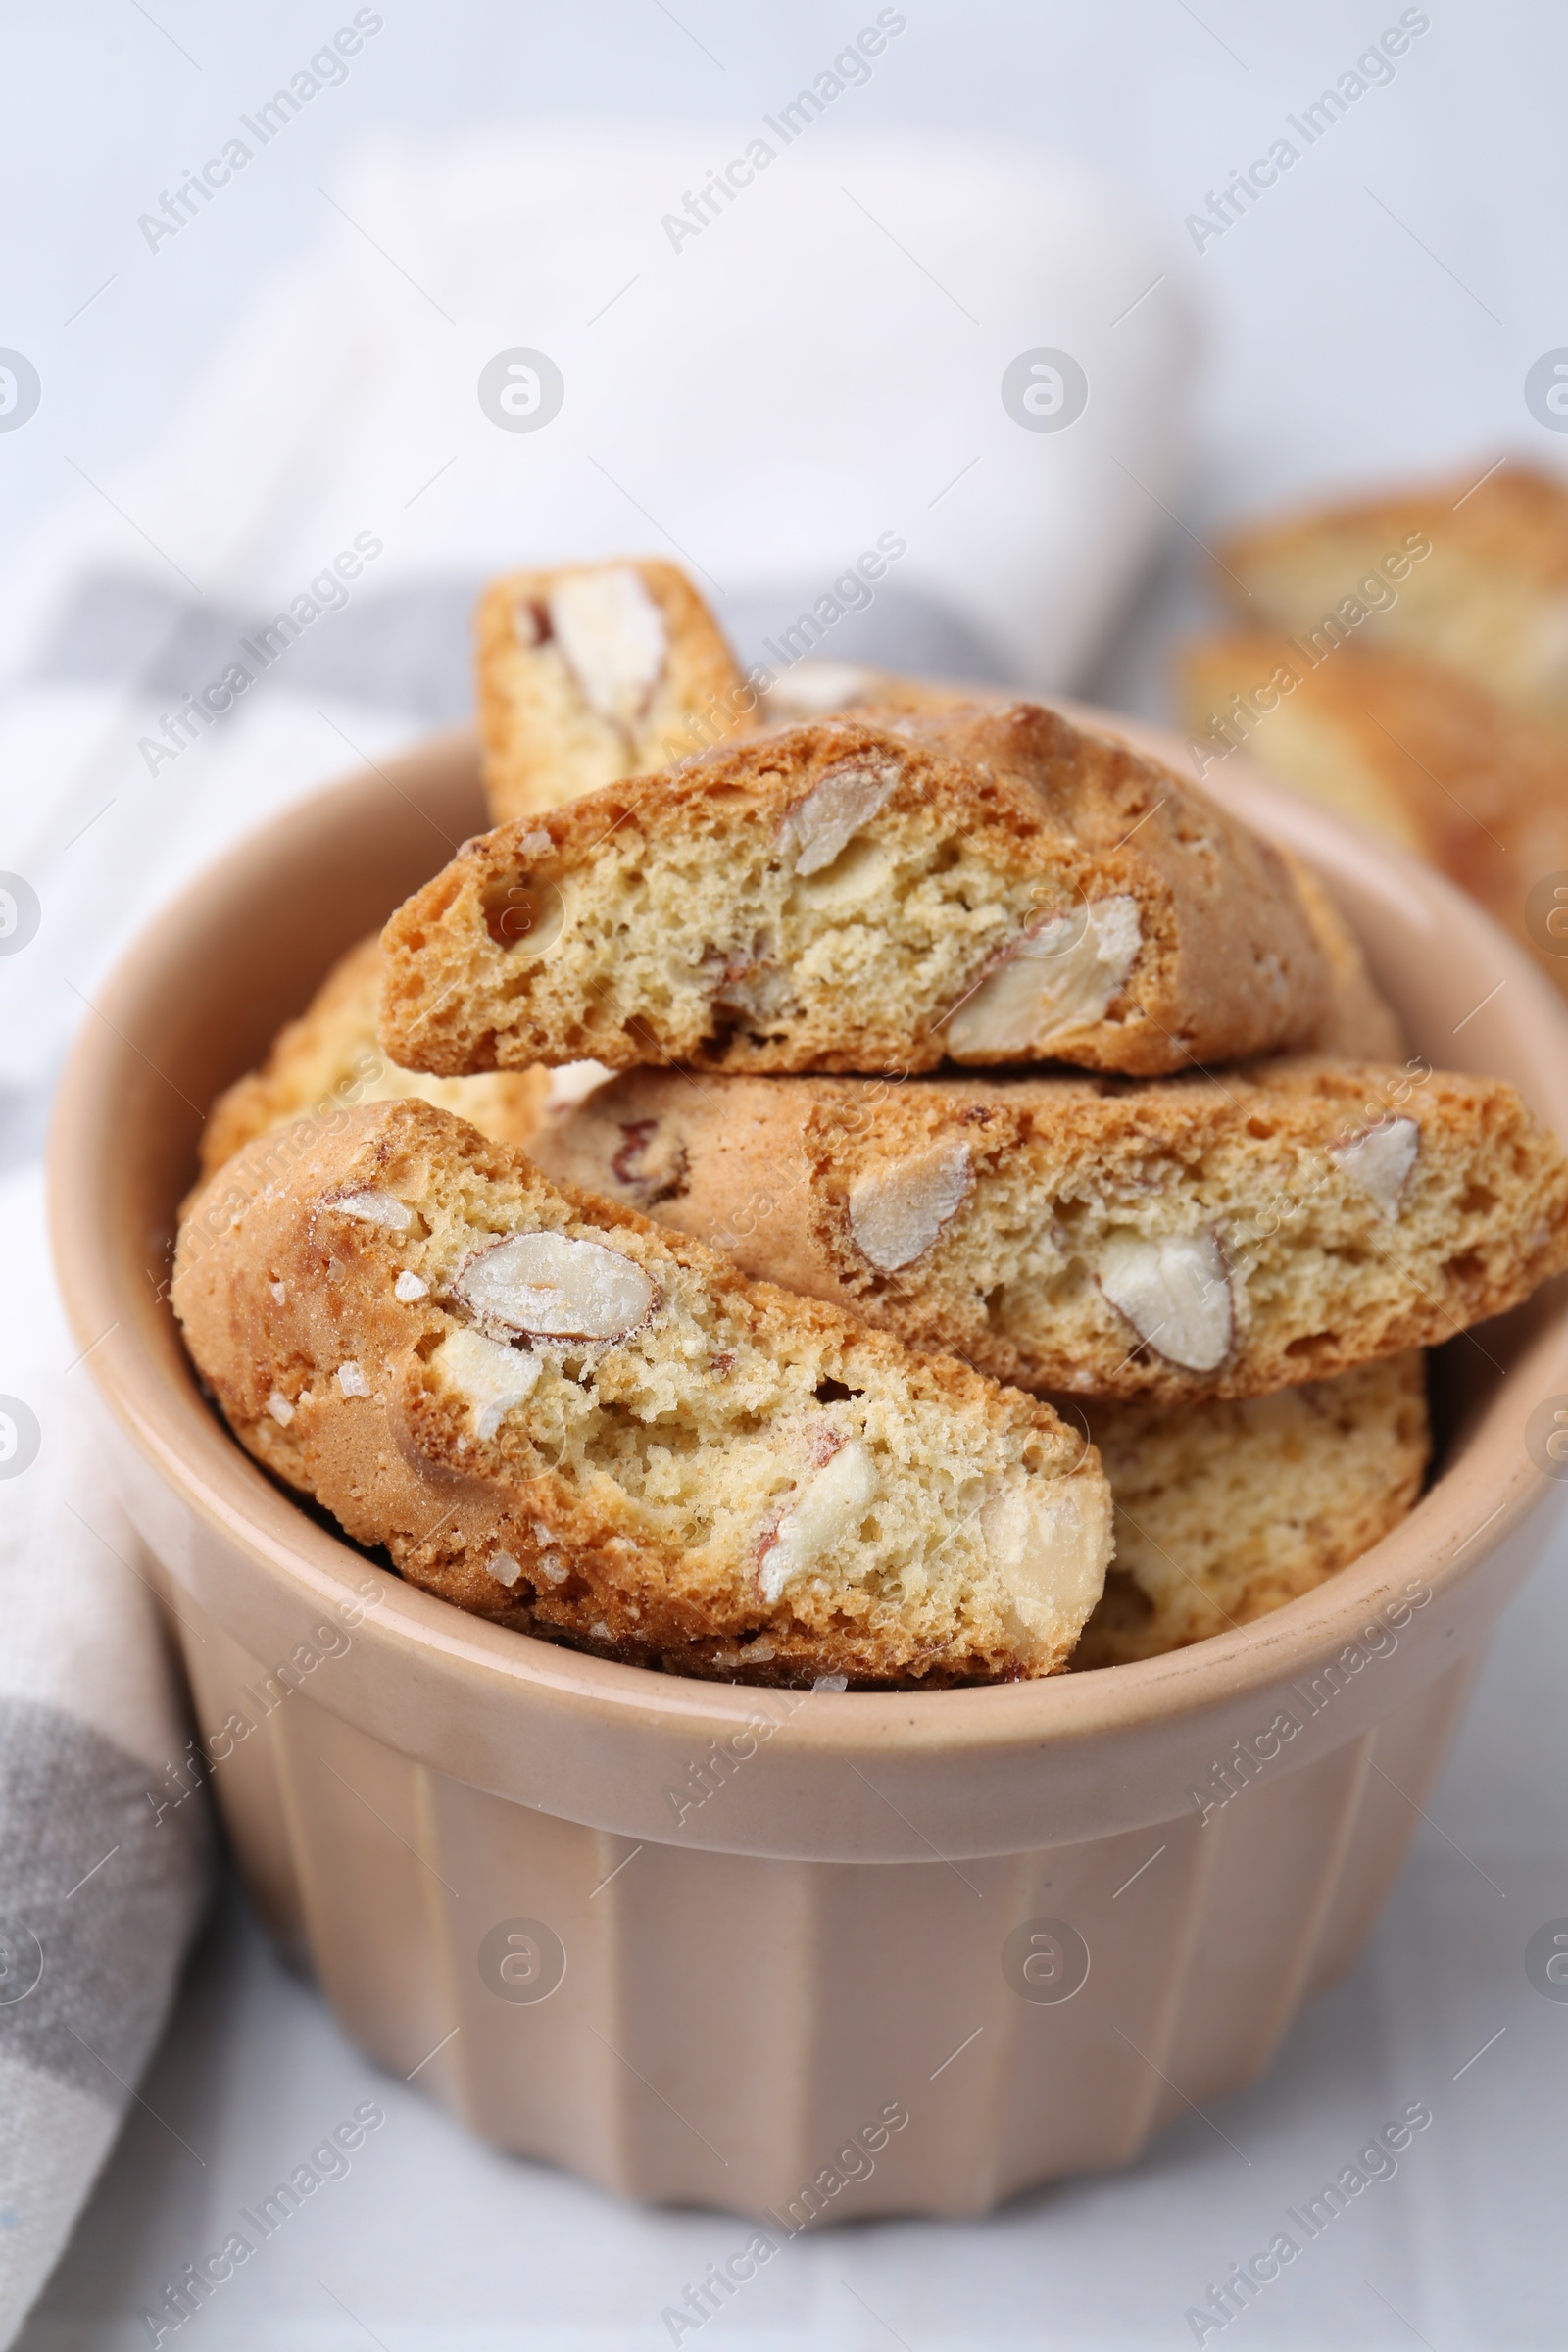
[175,1100,1111,1686]
[198,935,553,1179]
[1216,465,1568,735]
[1181,635,1568,1004]
[379,707,1333,1081]
[477,557,757,822]
[1071,1351,1429,1667]
[533,1060,1568,1402]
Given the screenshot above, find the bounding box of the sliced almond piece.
[1096,1231,1233,1373]
[547,569,667,734]
[760,661,880,719]
[1330,1117,1420,1219]
[981,1474,1111,1653]
[947,896,1143,1058]
[330,1188,414,1231]
[432,1326,543,1439]
[545,1060,614,1118]
[453,1230,657,1343]
[781,758,903,876]
[757,1438,878,1603]
[848,1140,974,1271]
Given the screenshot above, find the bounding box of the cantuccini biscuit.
[1070,1351,1429,1667]
[1180,636,1568,1003]
[173,1101,1112,1686]
[198,935,552,1178]
[533,1059,1568,1402]
[476,558,757,822]
[379,706,1333,1081]
[1215,465,1568,735]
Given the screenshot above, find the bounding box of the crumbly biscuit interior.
[213,1110,1109,1675]
[808,1067,1562,1397]
[387,781,1122,1075]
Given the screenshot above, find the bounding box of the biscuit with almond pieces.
[174,1100,1112,1686]
[534,1060,1568,1402]
[1071,1351,1429,1666]
[380,707,1334,1081]
[477,557,757,822]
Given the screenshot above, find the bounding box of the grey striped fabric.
[24,567,1005,725]
[0,1166,211,2346]
[0,1700,209,2102]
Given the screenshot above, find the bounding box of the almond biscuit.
[1071,1351,1429,1667]
[533,1060,1568,1401]
[1216,465,1568,735]
[380,707,1333,1081]
[1180,635,1568,1003]
[477,557,757,822]
[895,697,1402,1056]
[175,1100,1112,1686]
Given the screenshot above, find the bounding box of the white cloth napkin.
[0,127,1195,1100]
[0,130,1196,2346]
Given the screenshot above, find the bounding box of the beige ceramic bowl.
[48,710,1568,2223]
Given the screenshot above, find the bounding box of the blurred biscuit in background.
[1179,634,1568,1000]
[1214,463,1568,739]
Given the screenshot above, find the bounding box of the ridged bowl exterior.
[51,713,1568,2219]
[165,1579,1481,2218]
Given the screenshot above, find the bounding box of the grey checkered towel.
[0,1164,209,2344]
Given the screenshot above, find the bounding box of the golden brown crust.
[1215,465,1568,733]
[1282,858,1405,1057]
[476,557,755,823]
[1071,1352,1429,1666]
[1180,634,1568,1004]
[379,707,1332,1082]
[175,1100,1111,1687]
[532,1059,1568,1402]
[198,934,551,1180]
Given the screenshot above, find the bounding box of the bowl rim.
[46,710,1568,1767]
